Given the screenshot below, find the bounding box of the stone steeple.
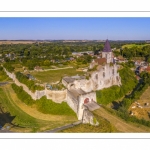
[103,39,111,52]
[102,39,113,63]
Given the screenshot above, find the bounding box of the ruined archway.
[84,98,90,104]
[70,84,75,89]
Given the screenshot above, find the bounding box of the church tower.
[102,39,113,63]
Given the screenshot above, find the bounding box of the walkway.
[84,101,100,111]
[44,121,82,133]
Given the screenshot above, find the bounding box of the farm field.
[129,86,150,121]
[0,40,36,45]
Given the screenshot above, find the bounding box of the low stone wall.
[46,89,67,103]
[4,68,66,102]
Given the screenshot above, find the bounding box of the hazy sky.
[0,17,150,40]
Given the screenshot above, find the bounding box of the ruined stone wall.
[46,89,67,103]
[66,90,78,113]
[4,68,66,102]
[77,92,96,120]
[62,79,68,88]
[82,108,99,126]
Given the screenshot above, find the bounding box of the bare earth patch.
[129,86,150,120]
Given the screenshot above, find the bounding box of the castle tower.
[102,39,113,63]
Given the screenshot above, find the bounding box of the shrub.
[12,83,35,106]
[3,63,15,73]
[96,66,137,105]
[36,96,76,116]
[15,72,44,92]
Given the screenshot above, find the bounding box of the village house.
[34,66,43,71]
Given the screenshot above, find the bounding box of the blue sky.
[0,17,150,40]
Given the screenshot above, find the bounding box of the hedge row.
[15,72,44,92]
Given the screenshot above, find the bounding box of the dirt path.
[30,66,74,72]
[3,85,77,122]
[94,107,150,133]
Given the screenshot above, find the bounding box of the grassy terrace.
[0,84,77,132]
[31,68,85,83]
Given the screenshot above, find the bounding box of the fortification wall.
[4,68,66,102]
[46,89,67,103]
[66,90,78,113]
[82,108,99,126]
[77,92,96,120]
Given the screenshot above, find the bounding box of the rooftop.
[94,58,107,65]
[63,75,85,83]
[68,88,86,99]
[103,39,112,52]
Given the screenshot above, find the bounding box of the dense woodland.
[1,40,149,69]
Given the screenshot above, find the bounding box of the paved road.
[44,121,82,133]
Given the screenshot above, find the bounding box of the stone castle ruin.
[62,39,121,125]
[3,39,121,125]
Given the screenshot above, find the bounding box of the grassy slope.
[0,84,77,132]
[93,107,150,133]
[60,113,117,133]
[96,67,137,105]
[31,68,85,83]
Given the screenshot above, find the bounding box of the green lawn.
[0,85,77,132]
[31,68,85,83]
[0,87,40,130]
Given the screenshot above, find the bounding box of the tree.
[44,60,50,66]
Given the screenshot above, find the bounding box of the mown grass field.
[31,68,85,83]
[0,84,77,132]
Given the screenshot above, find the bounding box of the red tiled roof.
[94,58,107,65]
[145,67,150,72]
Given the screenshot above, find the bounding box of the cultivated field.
[0,41,36,45]
[129,86,150,121]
